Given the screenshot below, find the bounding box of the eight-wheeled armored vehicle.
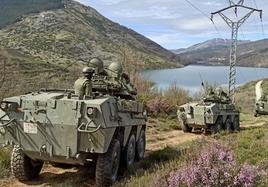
[255,80,268,117]
[177,87,240,133]
[0,65,147,186]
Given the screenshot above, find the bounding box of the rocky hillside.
[0,0,180,70]
[0,0,181,98]
[172,38,268,68]
[0,0,64,28]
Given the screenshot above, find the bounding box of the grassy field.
[116,122,268,187]
[0,115,267,186]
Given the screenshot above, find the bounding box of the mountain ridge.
[172,38,268,68]
[0,0,181,70]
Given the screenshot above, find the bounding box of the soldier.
[88,58,107,76]
[215,87,229,102]
[74,67,95,99]
[107,62,137,97]
[107,62,123,78]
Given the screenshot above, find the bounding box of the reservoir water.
[142,65,268,94]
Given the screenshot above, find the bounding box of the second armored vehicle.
[177,87,240,133]
[255,80,268,117]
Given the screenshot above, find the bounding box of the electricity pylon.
[211,0,262,103]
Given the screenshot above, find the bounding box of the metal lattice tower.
[211,0,262,103]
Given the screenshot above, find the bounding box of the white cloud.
[76,0,268,48]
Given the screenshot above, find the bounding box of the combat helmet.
[107,62,123,78]
[88,58,104,74]
[82,67,95,77]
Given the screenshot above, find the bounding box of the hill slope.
[0,0,64,28]
[236,78,268,113]
[0,0,181,98]
[173,38,268,68]
[0,0,180,70]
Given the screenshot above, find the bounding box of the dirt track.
[0,128,200,187]
[0,122,265,187]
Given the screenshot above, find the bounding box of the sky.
[76,0,267,49]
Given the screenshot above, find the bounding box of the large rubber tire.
[136,129,146,161]
[181,121,192,133]
[233,116,240,131]
[123,134,136,168]
[11,145,43,181]
[96,139,121,187]
[211,117,223,134]
[225,118,232,132]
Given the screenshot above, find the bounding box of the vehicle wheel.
[136,129,146,161]
[11,145,43,181]
[211,117,223,134]
[233,116,240,131]
[123,134,136,168]
[225,118,232,132]
[181,121,192,133]
[96,138,121,187]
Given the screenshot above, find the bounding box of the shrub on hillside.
[153,141,265,187]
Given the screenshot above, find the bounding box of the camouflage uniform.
[107,62,137,98]
[74,67,94,99]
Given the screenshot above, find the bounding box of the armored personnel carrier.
[0,67,147,186]
[177,87,240,133]
[255,80,268,117]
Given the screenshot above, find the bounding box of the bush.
[138,79,192,117]
[154,142,265,187]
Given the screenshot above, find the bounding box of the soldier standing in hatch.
[88,57,108,76]
[74,67,95,99]
[107,62,137,97]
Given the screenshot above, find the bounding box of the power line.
[183,0,223,38]
[211,0,262,103]
[184,0,210,19]
[251,0,266,38]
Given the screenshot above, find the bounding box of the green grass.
[117,125,268,186]
[215,126,268,166]
[240,113,268,126]
[0,148,11,178]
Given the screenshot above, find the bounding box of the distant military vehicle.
[177,87,240,133]
[0,64,147,186]
[255,80,268,117]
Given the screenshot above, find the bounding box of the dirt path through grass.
[0,120,265,187]
[0,129,200,186]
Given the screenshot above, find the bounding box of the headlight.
[143,110,147,116]
[0,102,7,110]
[0,127,5,135]
[87,107,97,117]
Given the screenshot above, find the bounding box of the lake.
[142,65,268,95]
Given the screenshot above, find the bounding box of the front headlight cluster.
[0,102,8,111]
[87,107,97,117]
[0,102,19,112]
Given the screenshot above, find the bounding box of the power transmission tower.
[211,0,262,103]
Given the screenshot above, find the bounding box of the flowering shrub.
[164,142,260,187]
[146,95,174,116]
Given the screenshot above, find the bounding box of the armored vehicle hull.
[0,90,147,186]
[254,80,268,117]
[177,88,240,134]
[178,102,239,133]
[255,99,268,117]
